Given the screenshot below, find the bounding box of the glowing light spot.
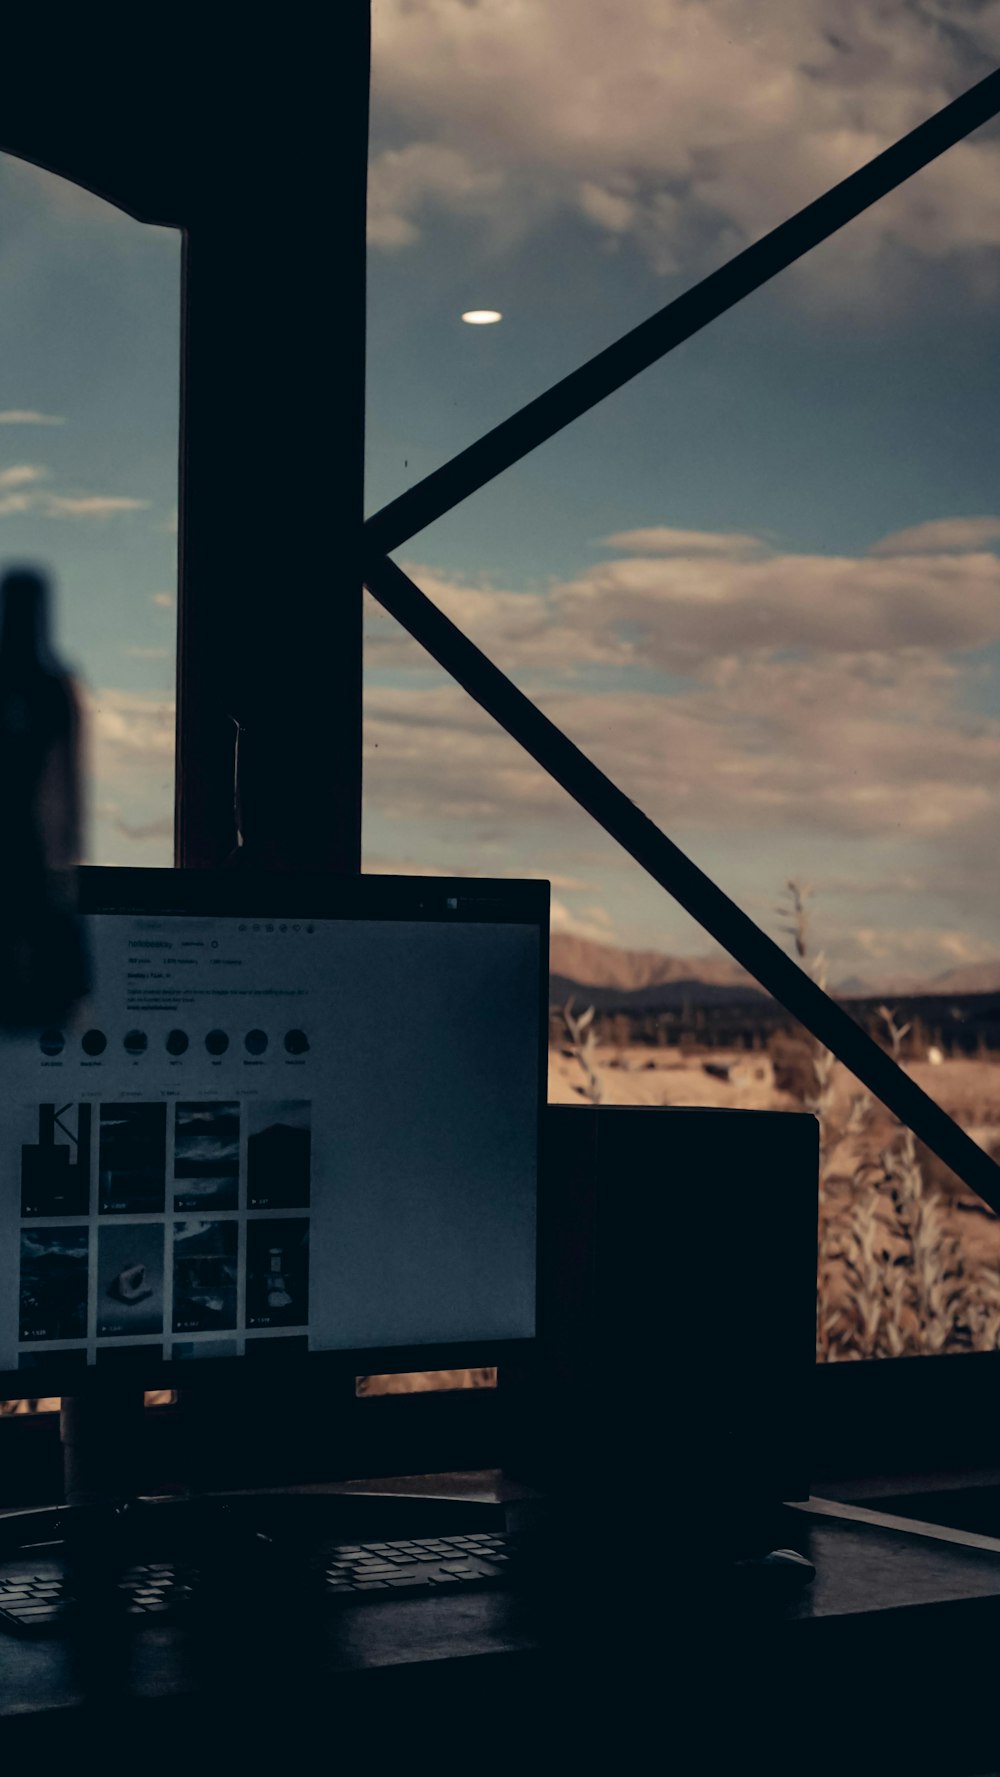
[461,309,502,325]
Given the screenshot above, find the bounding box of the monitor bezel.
[0,866,548,1399]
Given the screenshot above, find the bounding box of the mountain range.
[549,934,1000,1007]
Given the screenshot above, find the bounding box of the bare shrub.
[777,881,1000,1361]
[559,998,604,1104]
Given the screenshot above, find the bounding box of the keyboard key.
[354,1580,389,1591]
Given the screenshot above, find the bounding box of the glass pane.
[0,152,180,866]
[367,3,1000,1361]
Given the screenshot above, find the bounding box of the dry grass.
[549,881,1000,1364]
[0,1390,175,1416]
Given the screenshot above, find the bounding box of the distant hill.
[926,962,1000,996]
[549,934,767,1009]
[549,932,1000,1007]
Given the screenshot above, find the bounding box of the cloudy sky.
[2,1,1000,982]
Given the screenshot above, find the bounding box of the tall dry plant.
[560,998,604,1104]
[777,881,998,1361]
[776,880,837,1145]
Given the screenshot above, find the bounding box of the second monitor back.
[525,1105,819,1535]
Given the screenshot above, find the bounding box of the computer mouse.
[731,1548,816,1590]
[760,1548,815,1580]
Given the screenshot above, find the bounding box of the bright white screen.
[0,912,539,1375]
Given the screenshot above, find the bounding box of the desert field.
[550,1038,1000,1360]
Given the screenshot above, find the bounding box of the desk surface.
[2,1484,1000,1770]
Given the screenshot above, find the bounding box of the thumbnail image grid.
[19,1227,89,1343]
[99,1103,167,1214]
[174,1101,240,1210]
[173,1219,239,1333]
[16,1095,314,1364]
[21,1103,91,1218]
[246,1101,311,1209]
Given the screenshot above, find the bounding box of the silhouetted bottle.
[0,567,89,1027]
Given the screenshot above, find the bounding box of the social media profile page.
[0,912,539,1372]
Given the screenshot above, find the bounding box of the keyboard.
[0,1532,517,1633]
[314,1529,516,1597]
[0,1560,199,1634]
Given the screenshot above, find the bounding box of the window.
[5,11,1000,1395]
[0,151,179,866]
[366,3,1000,1362]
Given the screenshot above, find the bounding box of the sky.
[1,1,1000,983]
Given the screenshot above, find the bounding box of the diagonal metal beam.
[365,551,1000,1216]
[366,67,1000,559]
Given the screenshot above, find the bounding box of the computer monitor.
[0,869,547,1398]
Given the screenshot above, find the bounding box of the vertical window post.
[176,16,369,872]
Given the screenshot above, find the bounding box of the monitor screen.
[0,870,546,1394]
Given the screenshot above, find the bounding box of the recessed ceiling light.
[461,309,502,325]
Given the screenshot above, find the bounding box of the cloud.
[370,0,1000,299]
[86,689,175,759]
[0,411,65,426]
[0,464,48,488]
[0,466,150,522]
[372,535,1000,684]
[366,660,1000,861]
[556,547,1000,667]
[368,142,505,247]
[0,465,50,514]
[106,813,174,843]
[870,516,1000,556]
[84,693,174,866]
[850,924,987,967]
[365,516,1000,972]
[367,568,620,673]
[550,897,617,943]
[364,853,590,892]
[601,527,769,558]
[44,495,149,519]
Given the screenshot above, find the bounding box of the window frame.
[1,24,999,1479]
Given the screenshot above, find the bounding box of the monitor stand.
[0,1393,279,1584]
[0,1392,508,1600]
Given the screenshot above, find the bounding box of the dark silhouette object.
[21,1103,92,1218]
[107,1262,153,1306]
[0,568,88,1028]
